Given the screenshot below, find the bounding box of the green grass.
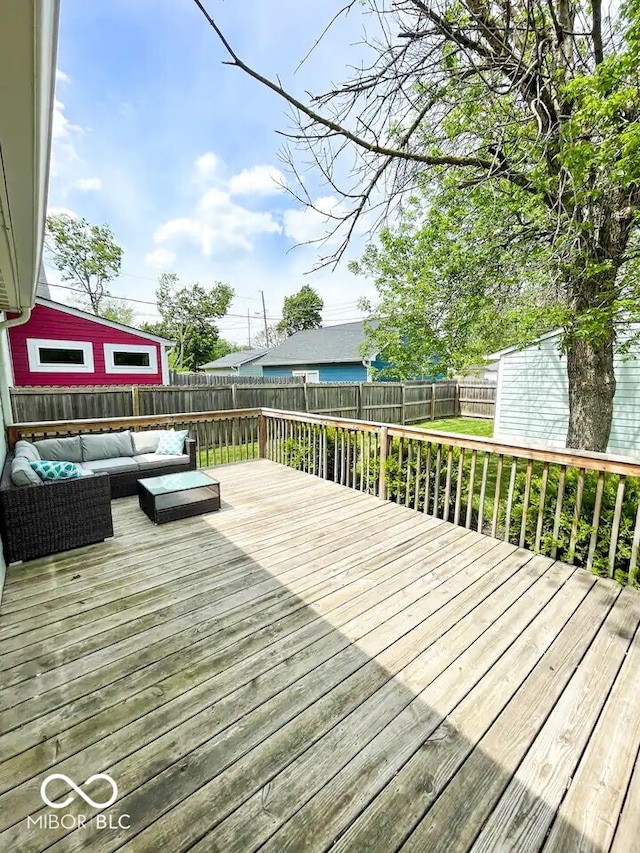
[199,441,258,467]
[416,417,494,437]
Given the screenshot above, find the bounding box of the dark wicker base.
[138,478,221,524]
[0,472,113,564]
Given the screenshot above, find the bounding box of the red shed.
[7,298,173,387]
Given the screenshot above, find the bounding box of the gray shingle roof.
[254,321,375,366]
[201,347,267,369]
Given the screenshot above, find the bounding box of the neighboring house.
[252,321,389,382]
[6,293,173,387]
[201,348,267,377]
[488,327,640,456]
[0,0,59,591]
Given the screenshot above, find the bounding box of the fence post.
[258,413,267,458]
[455,381,460,416]
[401,384,407,425]
[430,384,436,421]
[303,382,309,413]
[378,425,389,500]
[357,382,363,420]
[231,383,238,410]
[131,386,140,417]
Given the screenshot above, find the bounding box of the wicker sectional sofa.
[0,429,196,564]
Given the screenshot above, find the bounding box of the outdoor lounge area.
[1,456,639,852]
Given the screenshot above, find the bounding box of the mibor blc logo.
[27,773,130,831]
[40,774,118,810]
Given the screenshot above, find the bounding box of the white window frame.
[27,338,94,373]
[103,343,158,375]
[292,369,320,383]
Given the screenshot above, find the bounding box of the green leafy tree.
[198,0,640,451]
[45,214,123,315]
[352,184,567,378]
[99,298,135,327]
[277,285,324,336]
[144,273,234,371]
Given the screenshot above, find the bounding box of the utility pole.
[259,289,269,347]
[247,308,251,348]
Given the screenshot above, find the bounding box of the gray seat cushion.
[33,435,82,463]
[81,431,135,462]
[131,430,166,455]
[10,456,42,486]
[80,457,140,474]
[133,453,190,469]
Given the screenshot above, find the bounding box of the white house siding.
[494,326,640,457]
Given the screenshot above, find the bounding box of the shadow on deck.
[0,459,638,852]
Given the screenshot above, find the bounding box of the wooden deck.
[1,459,639,852]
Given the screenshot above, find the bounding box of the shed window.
[27,339,95,373]
[39,347,85,366]
[103,343,158,374]
[113,350,150,368]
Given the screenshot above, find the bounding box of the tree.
[99,298,135,327]
[144,273,234,371]
[352,184,567,378]
[46,214,123,315]
[195,0,640,451]
[252,324,288,349]
[277,285,323,336]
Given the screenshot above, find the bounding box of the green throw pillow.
[30,460,82,481]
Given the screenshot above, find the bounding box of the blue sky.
[47,0,377,343]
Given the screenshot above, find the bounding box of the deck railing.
[7,408,263,468]
[7,407,640,585]
[261,408,640,586]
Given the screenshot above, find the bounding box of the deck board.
[0,459,638,852]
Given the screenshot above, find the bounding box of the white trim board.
[103,343,158,375]
[27,338,94,373]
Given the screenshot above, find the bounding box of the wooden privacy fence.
[10,379,467,424]
[458,380,496,419]
[7,405,639,585]
[169,370,302,386]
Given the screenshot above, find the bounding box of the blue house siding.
[262,362,368,382]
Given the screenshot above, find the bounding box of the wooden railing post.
[258,413,267,458]
[378,425,389,500]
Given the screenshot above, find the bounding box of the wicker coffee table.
[137,470,221,524]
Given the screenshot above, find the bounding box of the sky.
[46,0,380,345]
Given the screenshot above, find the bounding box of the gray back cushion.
[131,430,165,455]
[11,457,42,486]
[81,431,135,461]
[14,440,40,463]
[33,435,82,463]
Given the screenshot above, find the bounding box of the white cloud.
[154,188,281,255]
[194,152,220,180]
[47,206,78,218]
[145,248,177,270]
[74,177,102,192]
[153,156,283,257]
[228,165,286,196]
[282,195,343,244]
[56,68,70,84]
[50,99,84,179]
